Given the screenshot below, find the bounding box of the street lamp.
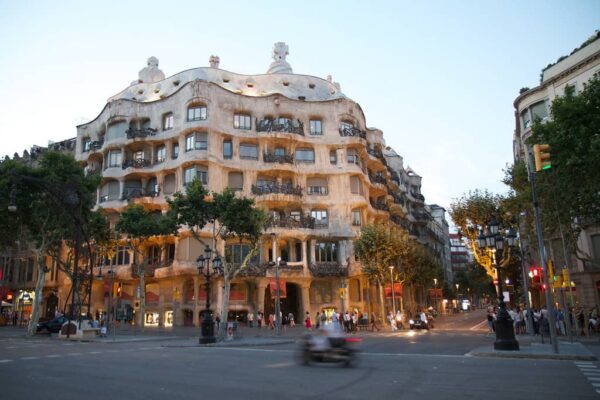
[389,266,396,319]
[268,256,283,336]
[96,261,116,341]
[196,245,222,344]
[477,221,519,351]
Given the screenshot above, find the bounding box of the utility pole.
[528,147,559,354]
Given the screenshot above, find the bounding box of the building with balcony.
[2,43,445,327]
[513,33,600,308]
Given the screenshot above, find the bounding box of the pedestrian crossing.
[574,361,600,396]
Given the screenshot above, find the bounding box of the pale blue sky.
[1,0,598,214]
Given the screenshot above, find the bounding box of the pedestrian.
[269,313,275,329]
[288,312,295,328]
[351,312,358,333]
[257,311,263,328]
[388,311,397,332]
[343,311,350,333]
[370,312,380,332]
[305,311,312,330]
[395,310,403,330]
[486,307,495,333]
[320,311,326,326]
[281,312,288,333]
[248,312,254,328]
[315,312,321,329]
[215,313,221,331]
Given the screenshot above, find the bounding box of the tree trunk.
[378,280,386,326]
[218,277,231,340]
[27,254,46,337]
[139,270,145,331]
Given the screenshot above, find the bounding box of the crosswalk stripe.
[0,359,13,363]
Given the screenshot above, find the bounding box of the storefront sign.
[384,283,403,298]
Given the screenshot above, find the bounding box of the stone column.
[302,240,308,275]
[272,236,277,261]
[118,180,125,200]
[193,276,200,327]
[257,279,268,316]
[310,239,316,263]
[301,282,311,324]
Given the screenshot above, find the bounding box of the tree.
[167,181,266,339]
[354,223,410,323]
[526,76,600,264]
[0,152,99,336]
[116,204,178,329]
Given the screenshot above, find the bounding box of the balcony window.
[314,241,337,262]
[223,140,233,159]
[187,105,207,121]
[228,171,243,191]
[111,246,131,265]
[350,176,363,195]
[82,138,91,152]
[295,148,315,163]
[530,101,548,122]
[108,150,122,168]
[156,146,166,163]
[347,149,359,164]
[163,113,174,130]
[186,132,208,151]
[310,119,322,135]
[107,121,127,141]
[311,209,328,228]
[172,143,179,159]
[340,121,353,131]
[307,177,328,195]
[184,166,208,185]
[225,244,259,264]
[163,173,176,194]
[351,209,362,226]
[274,147,285,157]
[234,114,251,130]
[240,143,258,160]
[330,150,337,164]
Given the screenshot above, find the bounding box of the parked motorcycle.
[298,331,361,367]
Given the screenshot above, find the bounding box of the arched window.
[187,104,207,121]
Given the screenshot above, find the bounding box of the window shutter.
[228,172,243,189]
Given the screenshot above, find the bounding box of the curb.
[467,350,597,361]
[164,338,297,348]
[71,336,184,344]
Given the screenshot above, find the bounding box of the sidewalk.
[468,341,597,361]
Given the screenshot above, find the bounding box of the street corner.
[467,342,597,361]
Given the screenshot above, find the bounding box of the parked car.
[36,315,68,333]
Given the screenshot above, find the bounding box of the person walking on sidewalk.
[370,312,380,332]
[248,312,254,328]
[305,311,312,330]
[315,312,321,329]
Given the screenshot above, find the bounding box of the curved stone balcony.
[339,126,366,139]
[251,183,303,197]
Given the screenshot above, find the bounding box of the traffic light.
[533,144,551,172]
[548,259,555,282]
[113,282,122,297]
[562,268,570,287]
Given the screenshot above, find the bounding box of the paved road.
[0,328,596,400]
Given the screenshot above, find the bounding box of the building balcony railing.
[121,187,160,201]
[263,152,294,164]
[410,191,425,202]
[309,262,348,277]
[256,119,304,135]
[122,158,151,169]
[339,126,366,139]
[251,183,303,196]
[267,261,304,272]
[367,147,384,159]
[369,174,387,185]
[89,140,104,152]
[126,127,158,139]
[370,200,389,212]
[267,214,323,229]
[307,186,328,196]
[237,263,269,277]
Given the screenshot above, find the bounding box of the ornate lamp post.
[477,219,519,351]
[196,245,222,344]
[433,278,438,313]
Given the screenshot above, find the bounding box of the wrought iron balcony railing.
[122,158,151,169]
[367,147,384,159]
[339,126,366,139]
[251,183,302,196]
[121,187,160,201]
[131,259,173,278]
[256,119,304,135]
[369,174,387,185]
[126,127,158,139]
[309,262,348,277]
[263,152,293,164]
[267,214,318,229]
[89,140,104,151]
[370,200,389,212]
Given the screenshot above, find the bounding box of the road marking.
[587,376,600,381]
[67,353,82,356]
[0,359,13,363]
[469,320,487,331]
[46,355,60,358]
[20,356,39,360]
[88,351,101,354]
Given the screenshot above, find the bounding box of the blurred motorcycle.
[297,326,361,367]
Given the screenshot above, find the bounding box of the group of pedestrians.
[304,310,369,333]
